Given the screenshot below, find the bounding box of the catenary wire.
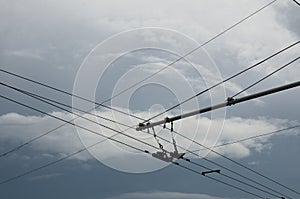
[0,85,292,198]
[1,44,298,193]
[292,0,300,6]
[0,95,267,199]
[2,49,296,158]
[182,159,288,199]
[1,72,298,195]
[0,0,279,123]
[231,56,300,98]
[0,82,295,198]
[95,0,278,106]
[0,68,140,120]
[175,164,264,199]
[144,40,300,122]
[171,127,300,196]
[0,0,292,196]
[193,124,300,152]
[0,82,145,158]
[0,2,292,158]
[153,127,293,198]
[0,85,159,153]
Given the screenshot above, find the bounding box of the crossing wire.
[0,68,140,120]
[0,2,291,159]
[193,124,300,151]
[144,40,300,122]
[231,56,300,98]
[2,78,300,196]
[171,127,300,196]
[0,95,267,199]
[0,85,293,199]
[1,40,298,158]
[95,0,278,106]
[0,0,278,122]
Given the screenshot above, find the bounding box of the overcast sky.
[0,0,300,199]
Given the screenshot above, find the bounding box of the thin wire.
[0,82,134,129]
[0,0,282,164]
[0,94,157,153]
[145,40,300,122]
[0,96,267,199]
[164,134,293,199]
[0,82,144,158]
[175,164,264,199]
[231,56,300,98]
[292,0,300,6]
[101,0,278,106]
[0,0,278,121]
[193,124,300,151]
[0,83,294,198]
[171,128,300,196]
[205,175,264,199]
[184,160,285,199]
[0,89,159,153]
[0,68,141,120]
[142,127,291,198]
[0,139,107,185]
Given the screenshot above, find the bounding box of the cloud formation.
[104,191,231,199]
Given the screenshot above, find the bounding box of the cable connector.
[226,97,235,106]
[202,169,220,176]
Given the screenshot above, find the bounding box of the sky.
[0,0,300,198]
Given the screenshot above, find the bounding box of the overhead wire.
[0,0,285,161]
[175,164,264,199]
[0,68,140,120]
[171,127,300,196]
[1,68,298,196]
[0,84,293,199]
[3,51,296,157]
[0,1,296,196]
[182,159,288,199]
[97,0,278,106]
[231,56,300,98]
[0,0,279,124]
[0,44,298,196]
[0,70,298,196]
[0,83,159,153]
[0,94,268,199]
[0,84,139,158]
[0,0,294,197]
[292,0,300,6]
[144,40,300,122]
[193,124,300,151]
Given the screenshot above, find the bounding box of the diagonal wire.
[231,56,300,98]
[0,84,291,198]
[98,0,278,106]
[0,0,279,124]
[0,0,283,160]
[144,40,300,122]
[182,159,288,199]
[0,95,267,199]
[0,84,158,153]
[0,82,294,198]
[292,0,300,6]
[0,68,140,120]
[0,81,148,158]
[171,128,300,196]
[193,124,300,151]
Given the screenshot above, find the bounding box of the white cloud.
[0,109,293,167]
[104,191,232,199]
[1,0,299,174]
